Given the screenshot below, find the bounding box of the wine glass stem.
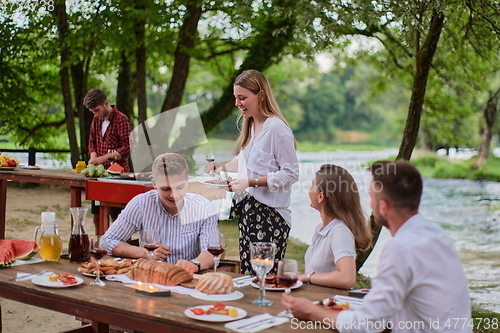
[285,288,292,316]
[214,255,220,272]
[259,274,267,300]
[96,260,101,282]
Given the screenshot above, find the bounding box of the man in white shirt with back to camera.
[282,160,472,333]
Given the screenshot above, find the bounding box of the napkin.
[225,313,289,332]
[233,275,254,287]
[106,274,193,295]
[15,271,53,281]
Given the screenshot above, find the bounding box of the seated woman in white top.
[299,164,372,289]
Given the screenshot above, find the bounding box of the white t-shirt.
[304,219,356,273]
[236,117,299,225]
[336,214,471,333]
[101,119,110,137]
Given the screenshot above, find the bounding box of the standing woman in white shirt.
[301,164,372,289]
[205,69,299,275]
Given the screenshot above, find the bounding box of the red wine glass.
[207,232,225,272]
[141,229,160,259]
[90,235,106,286]
[278,259,298,316]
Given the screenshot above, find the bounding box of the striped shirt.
[102,191,219,263]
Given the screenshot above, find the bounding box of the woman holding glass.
[300,164,372,289]
[205,69,299,275]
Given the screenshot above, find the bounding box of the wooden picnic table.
[0,168,86,239]
[0,258,348,333]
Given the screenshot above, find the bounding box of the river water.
[286,149,500,313]
[10,150,500,312]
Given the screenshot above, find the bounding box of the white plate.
[198,178,230,189]
[190,289,244,301]
[250,280,303,291]
[18,166,41,170]
[333,295,364,310]
[32,275,84,288]
[82,272,110,278]
[185,305,247,322]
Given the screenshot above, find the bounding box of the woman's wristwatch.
[306,271,315,284]
[254,177,259,188]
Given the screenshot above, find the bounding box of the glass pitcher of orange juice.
[34,212,63,261]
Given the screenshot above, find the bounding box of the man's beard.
[373,211,389,229]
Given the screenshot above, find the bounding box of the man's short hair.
[368,160,422,211]
[83,89,107,109]
[152,153,188,179]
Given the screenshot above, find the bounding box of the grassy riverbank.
[411,153,500,182]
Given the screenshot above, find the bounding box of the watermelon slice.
[13,240,40,260]
[107,163,124,175]
[0,240,39,266]
[0,240,16,267]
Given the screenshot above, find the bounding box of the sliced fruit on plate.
[58,273,78,285]
[107,163,124,175]
[190,302,238,316]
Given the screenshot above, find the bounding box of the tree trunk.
[161,0,202,113]
[356,11,445,271]
[71,60,88,160]
[80,57,93,161]
[356,215,382,271]
[157,0,203,152]
[475,87,500,167]
[135,0,147,125]
[116,52,135,120]
[396,11,445,161]
[53,1,79,167]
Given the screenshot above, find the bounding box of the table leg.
[92,321,109,333]
[70,186,82,208]
[97,206,109,236]
[0,179,7,240]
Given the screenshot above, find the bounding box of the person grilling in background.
[83,88,132,227]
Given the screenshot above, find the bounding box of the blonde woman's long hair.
[315,164,372,251]
[233,69,297,155]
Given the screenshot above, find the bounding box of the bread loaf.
[126,259,193,286]
[195,272,235,294]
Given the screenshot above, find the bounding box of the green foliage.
[411,155,500,182]
[471,305,500,333]
[1,0,499,163]
[297,141,390,152]
[353,273,371,290]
